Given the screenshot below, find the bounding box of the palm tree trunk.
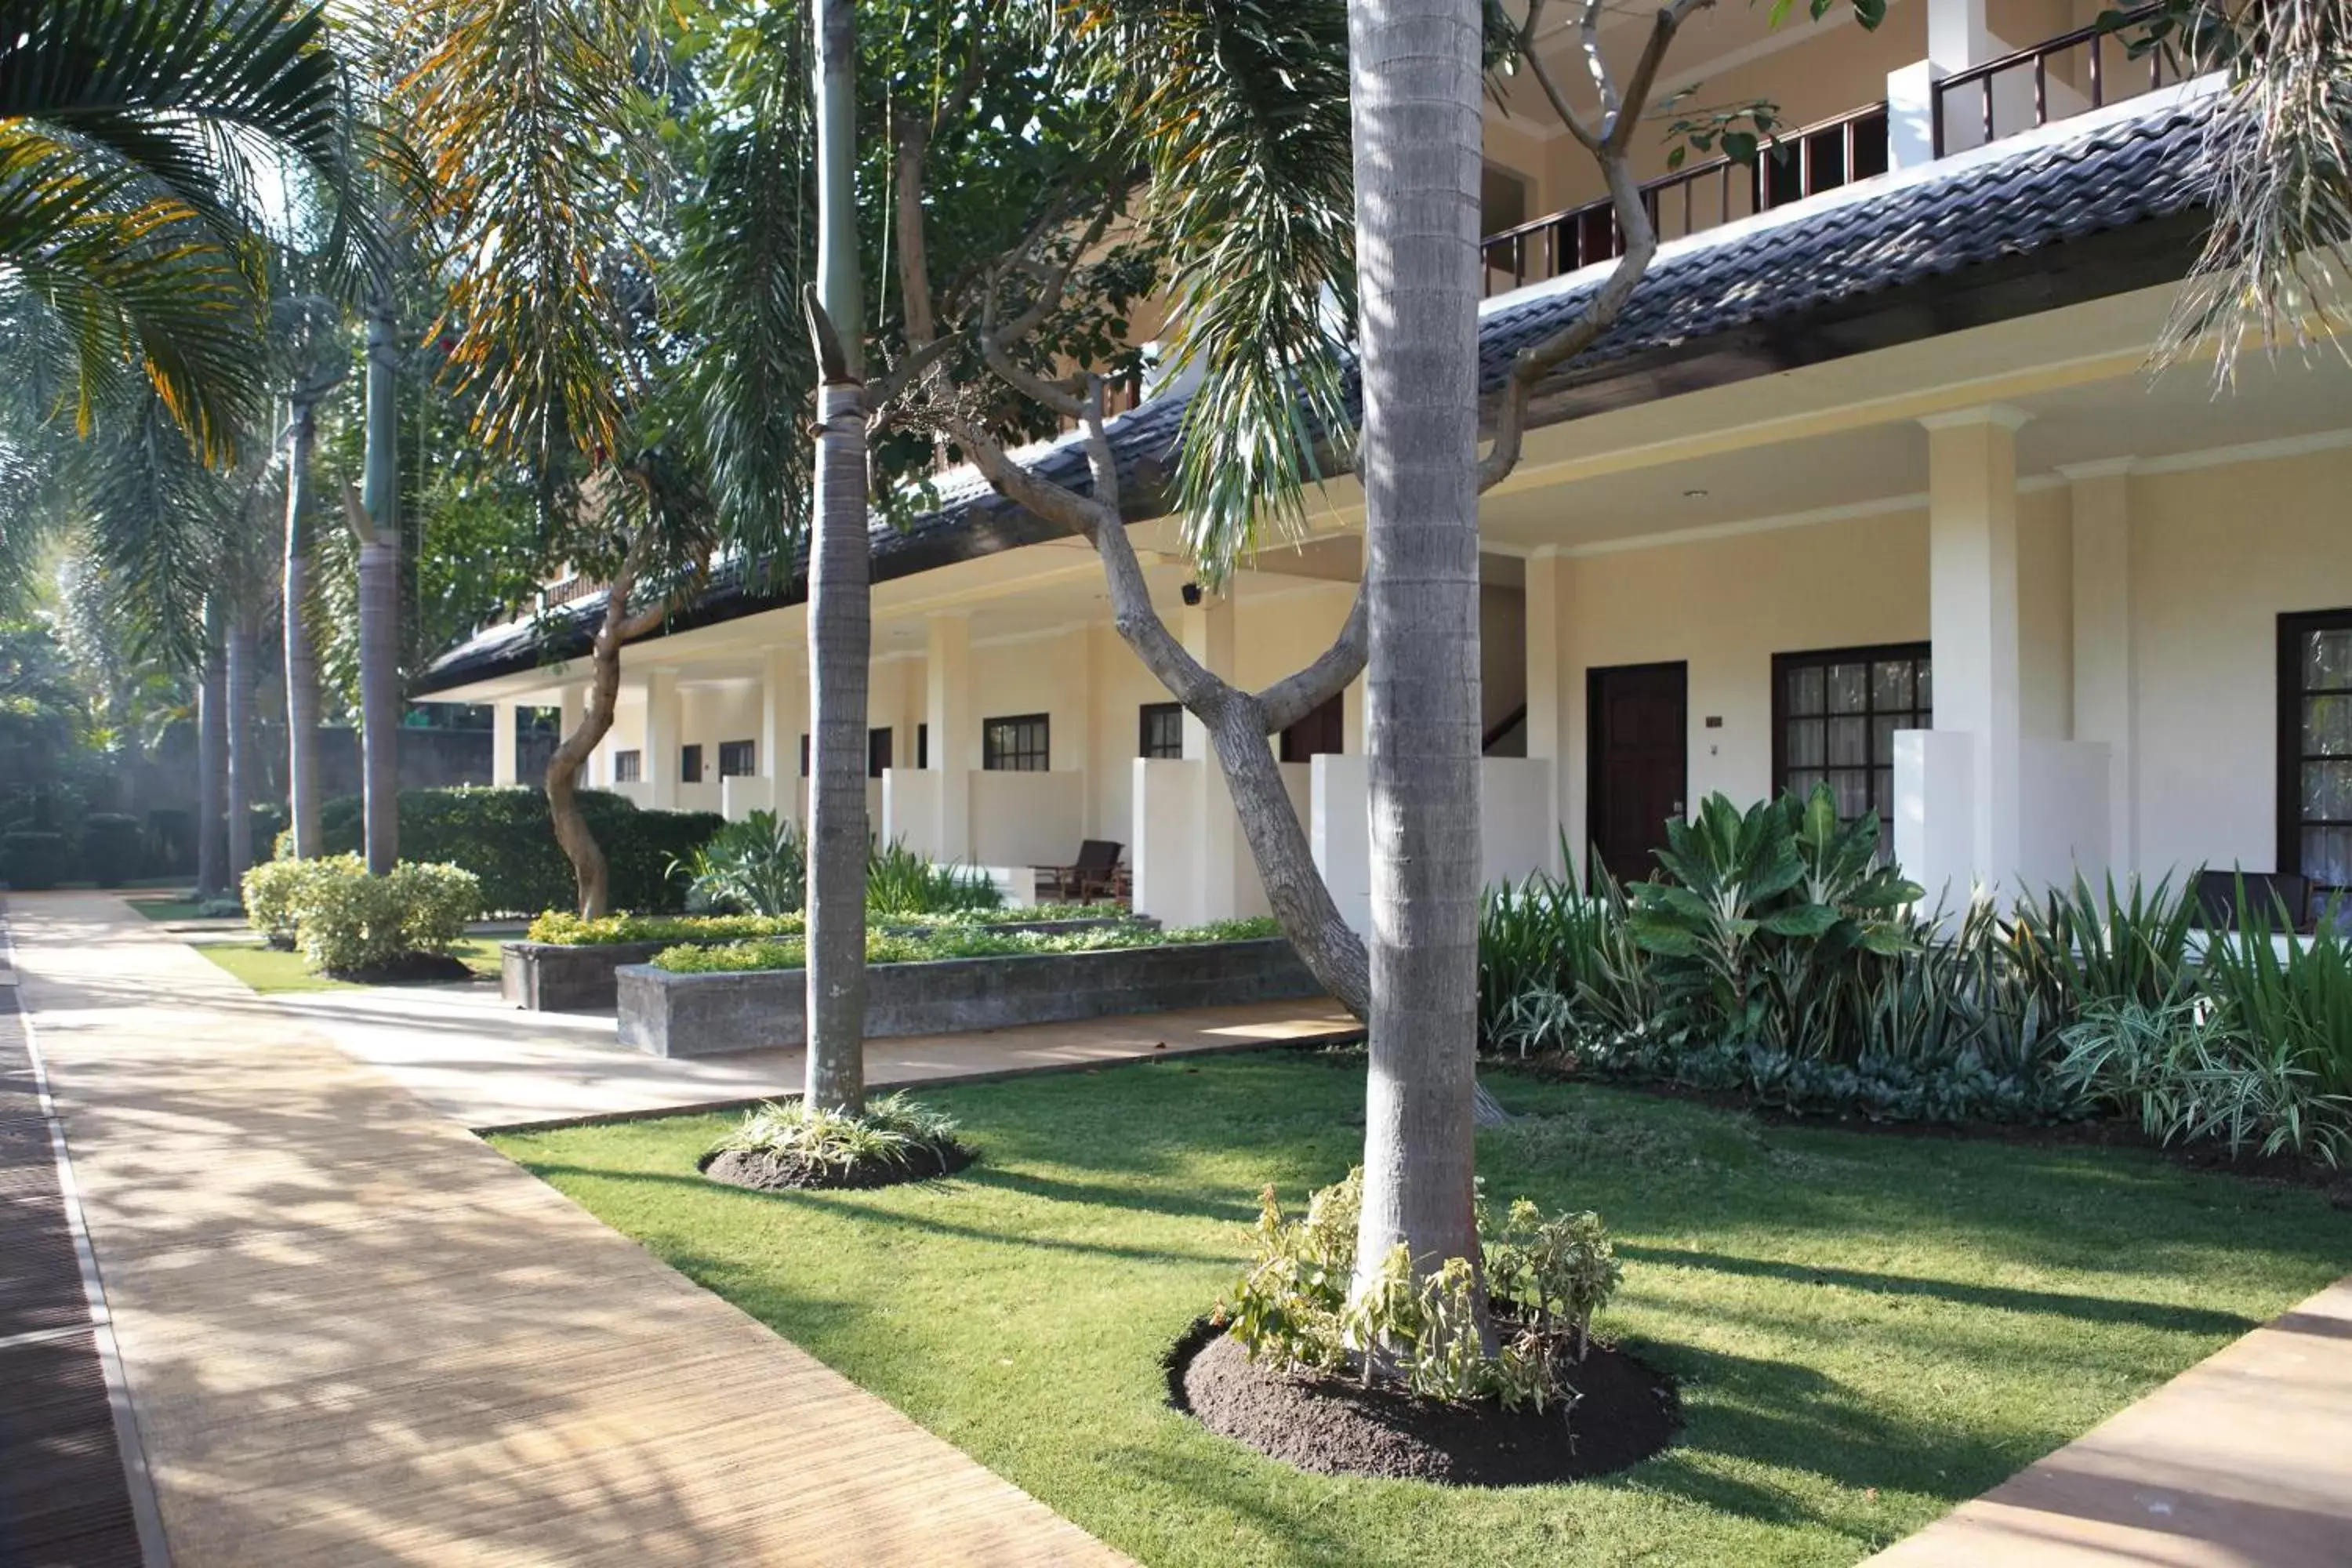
[225,612,257,880]
[196,601,228,898]
[282,397,323,857]
[1348,0,1486,1303]
[358,301,401,875]
[804,0,869,1117]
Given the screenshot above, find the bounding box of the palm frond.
[1060,0,1356,583]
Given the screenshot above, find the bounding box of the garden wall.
[503,914,1147,1012]
[615,937,1321,1057]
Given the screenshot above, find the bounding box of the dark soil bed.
[325,951,477,985]
[1165,1316,1677,1486]
[699,1140,976,1192]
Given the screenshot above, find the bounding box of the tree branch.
[1611,0,1718,154]
[1519,0,1605,152]
[1255,574,1367,731]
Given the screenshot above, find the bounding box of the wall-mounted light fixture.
[1181,582,1203,607]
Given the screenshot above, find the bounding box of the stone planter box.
[501,915,1146,1013]
[615,937,1319,1058]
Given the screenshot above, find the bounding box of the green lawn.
[194,936,504,993]
[129,894,214,921]
[492,1052,2352,1568]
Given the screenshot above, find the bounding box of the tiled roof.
[418,88,2220,694]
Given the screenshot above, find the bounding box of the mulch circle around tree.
[325,951,477,985]
[1165,1316,1679,1486]
[698,1140,976,1192]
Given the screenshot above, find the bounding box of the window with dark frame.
[1278,693,1345,763]
[680,743,703,783]
[2281,608,2352,912]
[798,735,809,777]
[868,728,892,779]
[917,722,929,769]
[718,739,756,778]
[982,713,1050,771]
[1139,702,1184,760]
[1771,643,1931,835]
[612,749,642,783]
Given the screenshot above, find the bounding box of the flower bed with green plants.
[650,916,1280,975]
[523,902,1120,947]
[1479,786,2352,1167]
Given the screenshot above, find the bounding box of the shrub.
[528,909,808,946]
[1,829,71,890]
[248,855,483,974]
[674,810,808,915]
[1479,849,1654,1056]
[1219,1167,1617,1412]
[241,856,332,947]
[318,787,723,915]
[80,813,143,886]
[708,1091,965,1180]
[866,837,1003,915]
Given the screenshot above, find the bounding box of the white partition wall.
[1311,754,1373,936]
[1894,729,1978,916]
[1480,758,1555,891]
[970,771,1087,869]
[1132,758,1201,926]
[882,768,942,858]
[720,775,777,822]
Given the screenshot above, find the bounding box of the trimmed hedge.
[79,814,143,887]
[1,829,71,891]
[313,787,724,916]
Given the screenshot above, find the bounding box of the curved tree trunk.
[546,643,622,918]
[225,613,257,881]
[1347,0,1486,1302]
[282,397,323,857]
[195,601,228,898]
[358,302,401,876]
[804,0,869,1117]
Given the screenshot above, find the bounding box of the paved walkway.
[1868,1276,2352,1567]
[11,891,1127,1566]
[265,980,1359,1131]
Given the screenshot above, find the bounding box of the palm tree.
[0,0,372,473]
[802,0,870,1116]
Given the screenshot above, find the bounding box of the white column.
[1182,590,1241,918]
[1061,622,1094,836]
[1927,0,1988,68]
[2067,459,2136,877]
[926,612,973,860]
[1524,549,1572,876]
[1924,406,2028,893]
[760,644,803,815]
[557,685,587,787]
[490,699,520,786]
[641,666,678,809]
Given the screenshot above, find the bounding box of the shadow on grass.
[517,1159,1236,1267]
[1618,1245,2259,1337]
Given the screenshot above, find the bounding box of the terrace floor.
[4,887,2347,1566]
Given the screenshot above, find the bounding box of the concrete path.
[9,891,1127,1566]
[260,975,1358,1131]
[1867,1276,2352,1567]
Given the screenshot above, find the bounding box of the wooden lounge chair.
[1044,839,1123,902]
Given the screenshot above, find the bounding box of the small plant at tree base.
[1219,1167,1621,1412]
[708,1091,967,1181]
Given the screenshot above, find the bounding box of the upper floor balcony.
[1479,0,2184,297]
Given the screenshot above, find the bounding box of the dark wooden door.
[1588,662,1687,884]
[1279,693,1346,763]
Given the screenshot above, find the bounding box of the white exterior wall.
[2132,445,2352,880]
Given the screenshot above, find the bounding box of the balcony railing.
[1479,101,1889,296]
[1932,5,2169,157]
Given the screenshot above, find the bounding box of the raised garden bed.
[615,935,1319,1056]
[502,913,1141,1012]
